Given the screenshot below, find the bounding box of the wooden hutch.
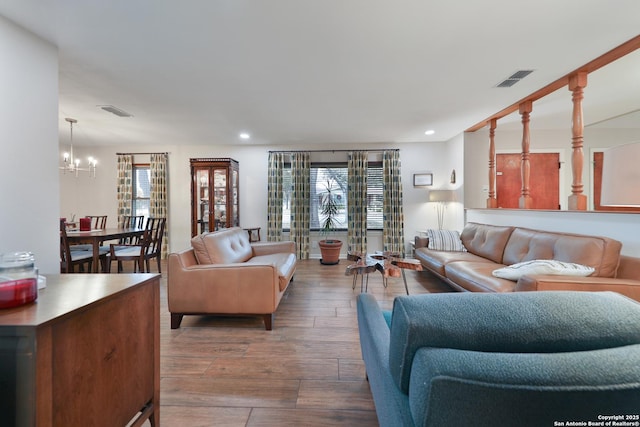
[190,158,239,237]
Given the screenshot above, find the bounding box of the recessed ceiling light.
[424,130,435,136]
[239,132,250,140]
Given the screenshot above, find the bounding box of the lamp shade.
[601,142,640,207]
[428,190,456,203]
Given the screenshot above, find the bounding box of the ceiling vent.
[98,105,133,117]
[496,70,534,88]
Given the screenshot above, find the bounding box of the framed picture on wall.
[413,173,433,187]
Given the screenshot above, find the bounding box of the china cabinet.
[190,158,239,237]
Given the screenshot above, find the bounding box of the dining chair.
[121,215,144,229]
[142,217,166,273]
[87,215,108,230]
[109,217,166,273]
[119,215,145,245]
[59,220,95,273]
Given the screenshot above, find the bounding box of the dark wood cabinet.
[190,158,239,237]
[0,274,160,427]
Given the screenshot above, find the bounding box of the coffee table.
[345,251,422,294]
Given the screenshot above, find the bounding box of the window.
[282,163,383,230]
[132,164,151,218]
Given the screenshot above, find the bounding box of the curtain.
[116,154,133,228]
[290,152,310,259]
[267,152,285,242]
[383,150,405,255]
[150,153,169,258]
[348,151,368,254]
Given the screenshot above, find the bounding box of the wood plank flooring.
[147,258,452,426]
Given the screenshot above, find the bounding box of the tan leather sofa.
[168,227,297,330]
[415,222,640,301]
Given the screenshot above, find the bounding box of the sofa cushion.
[492,259,595,281]
[415,248,491,277]
[444,261,517,292]
[460,222,514,264]
[426,229,466,252]
[409,345,640,426]
[388,291,640,394]
[191,227,253,264]
[246,252,297,291]
[502,227,622,277]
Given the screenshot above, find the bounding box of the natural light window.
[132,164,151,218]
[282,164,383,230]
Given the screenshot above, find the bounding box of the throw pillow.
[426,229,467,252]
[492,259,595,281]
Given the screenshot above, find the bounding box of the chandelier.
[60,117,97,177]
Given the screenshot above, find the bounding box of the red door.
[496,153,560,209]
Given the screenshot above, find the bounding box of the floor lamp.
[429,190,456,230]
[601,142,640,207]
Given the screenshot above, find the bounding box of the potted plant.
[318,181,344,265]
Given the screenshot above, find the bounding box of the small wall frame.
[413,173,433,187]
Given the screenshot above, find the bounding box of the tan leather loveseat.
[415,222,640,301]
[168,227,297,330]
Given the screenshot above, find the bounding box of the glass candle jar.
[0,252,38,309]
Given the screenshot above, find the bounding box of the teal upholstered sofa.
[357,291,640,427]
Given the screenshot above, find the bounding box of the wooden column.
[568,72,588,210]
[486,119,498,208]
[519,101,533,209]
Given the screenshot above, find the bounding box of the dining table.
[65,227,146,273]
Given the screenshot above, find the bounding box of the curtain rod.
[268,149,399,154]
[116,152,169,155]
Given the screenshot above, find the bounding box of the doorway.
[496,152,560,209]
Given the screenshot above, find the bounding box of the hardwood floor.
[147,258,452,426]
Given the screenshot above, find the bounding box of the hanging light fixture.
[60,117,97,178]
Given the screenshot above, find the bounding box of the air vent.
[98,105,133,117]
[496,70,534,88]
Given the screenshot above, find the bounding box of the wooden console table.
[0,274,160,427]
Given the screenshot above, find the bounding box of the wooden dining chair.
[119,215,145,244]
[109,217,166,273]
[142,217,166,273]
[87,215,108,230]
[59,220,95,273]
[121,215,144,229]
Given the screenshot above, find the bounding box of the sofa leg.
[263,314,273,331]
[171,313,184,329]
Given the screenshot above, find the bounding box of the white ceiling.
[1,0,639,147]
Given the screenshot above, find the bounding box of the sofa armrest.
[251,241,296,256]
[515,274,640,302]
[356,294,414,427]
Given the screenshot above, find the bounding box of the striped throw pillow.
[426,229,467,252]
[492,259,595,281]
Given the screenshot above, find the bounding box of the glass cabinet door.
[231,168,239,226]
[196,168,210,234]
[213,168,227,230]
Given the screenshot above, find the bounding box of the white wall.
[464,126,640,210]
[0,16,59,273]
[60,140,460,257]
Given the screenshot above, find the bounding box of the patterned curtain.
[267,152,285,242]
[383,150,405,255]
[348,151,368,254]
[290,152,310,259]
[116,154,133,227]
[150,153,169,258]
